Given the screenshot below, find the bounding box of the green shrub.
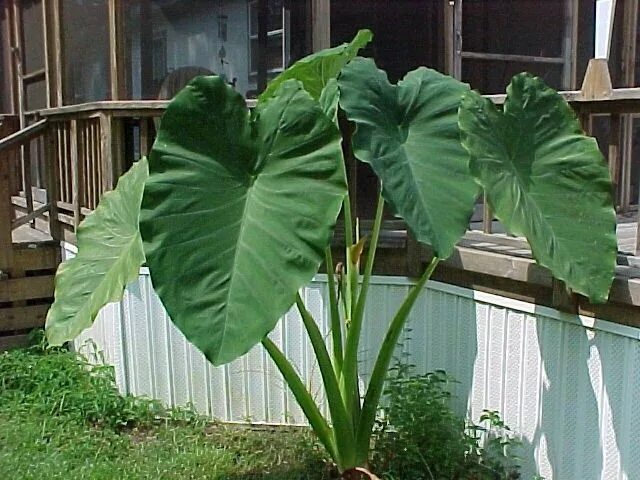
[0,334,165,430]
[371,359,522,479]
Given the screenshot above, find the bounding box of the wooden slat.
[69,119,81,229]
[12,246,59,271]
[460,51,565,64]
[0,304,49,332]
[108,0,126,100]
[0,119,47,153]
[10,202,50,229]
[0,334,31,351]
[311,0,330,51]
[20,68,46,84]
[0,275,54,302]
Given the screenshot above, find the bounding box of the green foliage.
[140,77,346,366]
[44,30,616,477]
[0,338,161,430]
[45,158,148,346]
[371,362,521,480]
[259,29,372,102]
[338,58,479,258]
[458,73,617,303]
[0,344,331,479]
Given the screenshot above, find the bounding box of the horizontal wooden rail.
[0,119,47,154]
[461,51,565,64]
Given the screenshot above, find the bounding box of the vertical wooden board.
[311,0,330,52]
[69,119,80,229]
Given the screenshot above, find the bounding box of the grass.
[0,338,333,479]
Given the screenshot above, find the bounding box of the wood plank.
[0,275,54,302]
[0,117,17,271]
[0,304,49,332]
[108,0,126,100]
[0,334,31,351]
[311,0,330,51]
[69,119,81,229]
[13,245,59,272]
[0,119,47,153]
[11,202,50,229]
[460,51,564,64]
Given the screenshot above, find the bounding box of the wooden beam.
[311,0,330,52]
[0,304,49,332]
[561,0,579,89]
[0,118,47,153]
[0,118,16,272]
[461,51,565,64]
[453,0,462,79]
[0,275,54,302]
[43,0,63,108]
[108,0,126,100]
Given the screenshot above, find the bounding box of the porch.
[1,80,639,349]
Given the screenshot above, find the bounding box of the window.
[248,0,289,81]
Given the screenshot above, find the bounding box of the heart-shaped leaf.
[338,58,479,259]
[140,77,346,365]
[259,29,372,103]
[458,73,617,303]
[46,158,148,345]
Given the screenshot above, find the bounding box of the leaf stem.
[355,256,440,460]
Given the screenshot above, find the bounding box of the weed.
[371,358,522,479]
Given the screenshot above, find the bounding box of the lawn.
[0,341,332,480]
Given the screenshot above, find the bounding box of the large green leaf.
[46,158,148,345]
[458,73,617,303]
[140,76,346,366]
[259,29,372,103]
[338,58,479,259]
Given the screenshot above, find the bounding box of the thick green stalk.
[355,257,440,460]
[295,294,356,468]
[325,247,343,376]
[261,338,339,464]
[341,191,384,424]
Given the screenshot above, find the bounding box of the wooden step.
[0,304,49,333]
[0,275,54,303]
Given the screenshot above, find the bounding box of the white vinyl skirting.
[67,245,640,480]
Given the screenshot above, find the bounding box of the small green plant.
[0,332,163,430]
[371,359,521,480]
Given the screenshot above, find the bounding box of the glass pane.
[22,0,45,72]
[26,79,47,111]
[62,0,110,103]
[331,0,445,83]
[462,0,564,57]
[461,59,563,94]
[125,0,310,100]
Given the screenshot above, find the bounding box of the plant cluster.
[371,361,522,480]
[0,343,332,479]
[0,334,163,430]
[45,29,616,478]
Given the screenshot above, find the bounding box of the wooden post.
[45,124,61,240]
[562,0,579,89]
[0,117,18,273]
[609,113,621,205]
[452,0,462,80]
[108,0,126,100]
[69,119,81,230]
[311,0,330,52]
[256,0,268,93]
[43,0,63,108]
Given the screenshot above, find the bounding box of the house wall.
[68,242,640,480]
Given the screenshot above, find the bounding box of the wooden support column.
[108,0,126,100]
[562,0,579,89]
[0,119,17,273]
[45,125,60,240]
[609,112,621,204]
[256,0,268,93]
[43,0,63,108]
[452,0,462,80]
[311,0,330,52]
[69,119,81,230]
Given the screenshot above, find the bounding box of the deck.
[1,86,640,349]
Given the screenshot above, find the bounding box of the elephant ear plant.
[46,31,616,478]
